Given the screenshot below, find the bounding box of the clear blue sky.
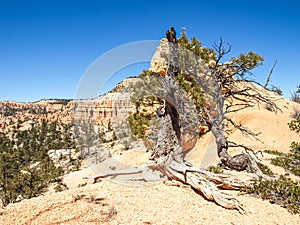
[0,0,299,102]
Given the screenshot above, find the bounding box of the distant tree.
[0,120,75,206]
[291,84,300,103]
[270,85,283,96]
[0,151,19,206]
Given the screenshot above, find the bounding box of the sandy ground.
[1,178,299,225]
[1,89,300,224]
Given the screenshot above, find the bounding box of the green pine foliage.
[177,33,216,64]
[288,118,300,134]
[0,121,75,206]
[127,96,160,139]
[231,52,264,77]
[176,71,206,112]
[208,165,224,173]
[270,142,300,176]
[256,162,274,176]
[138,70,152,78]
[263,149,284,156]
[242,118,300,214]
[264,119,300,176]
[242,175,300,214]
[127,112,151,139]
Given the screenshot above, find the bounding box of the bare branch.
[264,60,277,88]
[213,38,232,66]
[225,117,261,141]
[83,167,146,183]
[228,141,263,160]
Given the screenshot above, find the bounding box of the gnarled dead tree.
[85,27,279,212]
[209,41,280,174]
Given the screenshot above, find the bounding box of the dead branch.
[227,140,264,159]
[225,117,261,141]
[264,60,277,88]
[83,167,147,183]
[213,38,232,67]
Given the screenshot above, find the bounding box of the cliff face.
[0,78,138,136]
[149,38,168,75]
[73,93,132,125]
[72,77,137,134]
[0,100,73,132]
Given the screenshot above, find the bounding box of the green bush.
[264,119,300,176]
[242,175,300,214]
[0,121,77,206]
[127,112,152,139]
[127,95,161,140]
[288,118,300,133]
[263,149,284,156]
[243,118,300,214]
[270,142,300,176]
[256,162,274,176]
[54,182,68,192]
[208,165,224,173]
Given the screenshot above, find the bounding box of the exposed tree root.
[83,166,148,184]
[162,160,245,213]
[84,157,256,213]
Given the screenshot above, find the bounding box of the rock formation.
[149,38,168,75]
[0,78,138,136]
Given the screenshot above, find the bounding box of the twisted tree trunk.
[86,27,261,212]
[206,93,263,175]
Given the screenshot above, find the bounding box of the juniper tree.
[87,27,280,212]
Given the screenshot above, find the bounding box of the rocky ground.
[1,84,300,224]
[1,175,299,225]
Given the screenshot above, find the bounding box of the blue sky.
[0,0,299,102]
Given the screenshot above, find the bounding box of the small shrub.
[270,142,300,176]
[110,142,115,147]
[54,182,68,192]
[74,147,80,153]
[127,97,158,140]
[291,91,300,104]
[256,162,274,176]
[109,166,116,171]
[288,118,300,134]
[265,103,275,112]
[270,85,283,96]
[138,70,152,78]
[208,165,224,173]
[242,175,300,214]
[78,182,87,187]
[263,149,284,156]
[107,206,118,218]
[71,159,82,171]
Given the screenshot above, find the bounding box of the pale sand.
[1,90,300,224]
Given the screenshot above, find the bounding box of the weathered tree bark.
[86,27,282,213]
[203,85,263,175]
[86,27,261,212]
[86,96,245,211]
